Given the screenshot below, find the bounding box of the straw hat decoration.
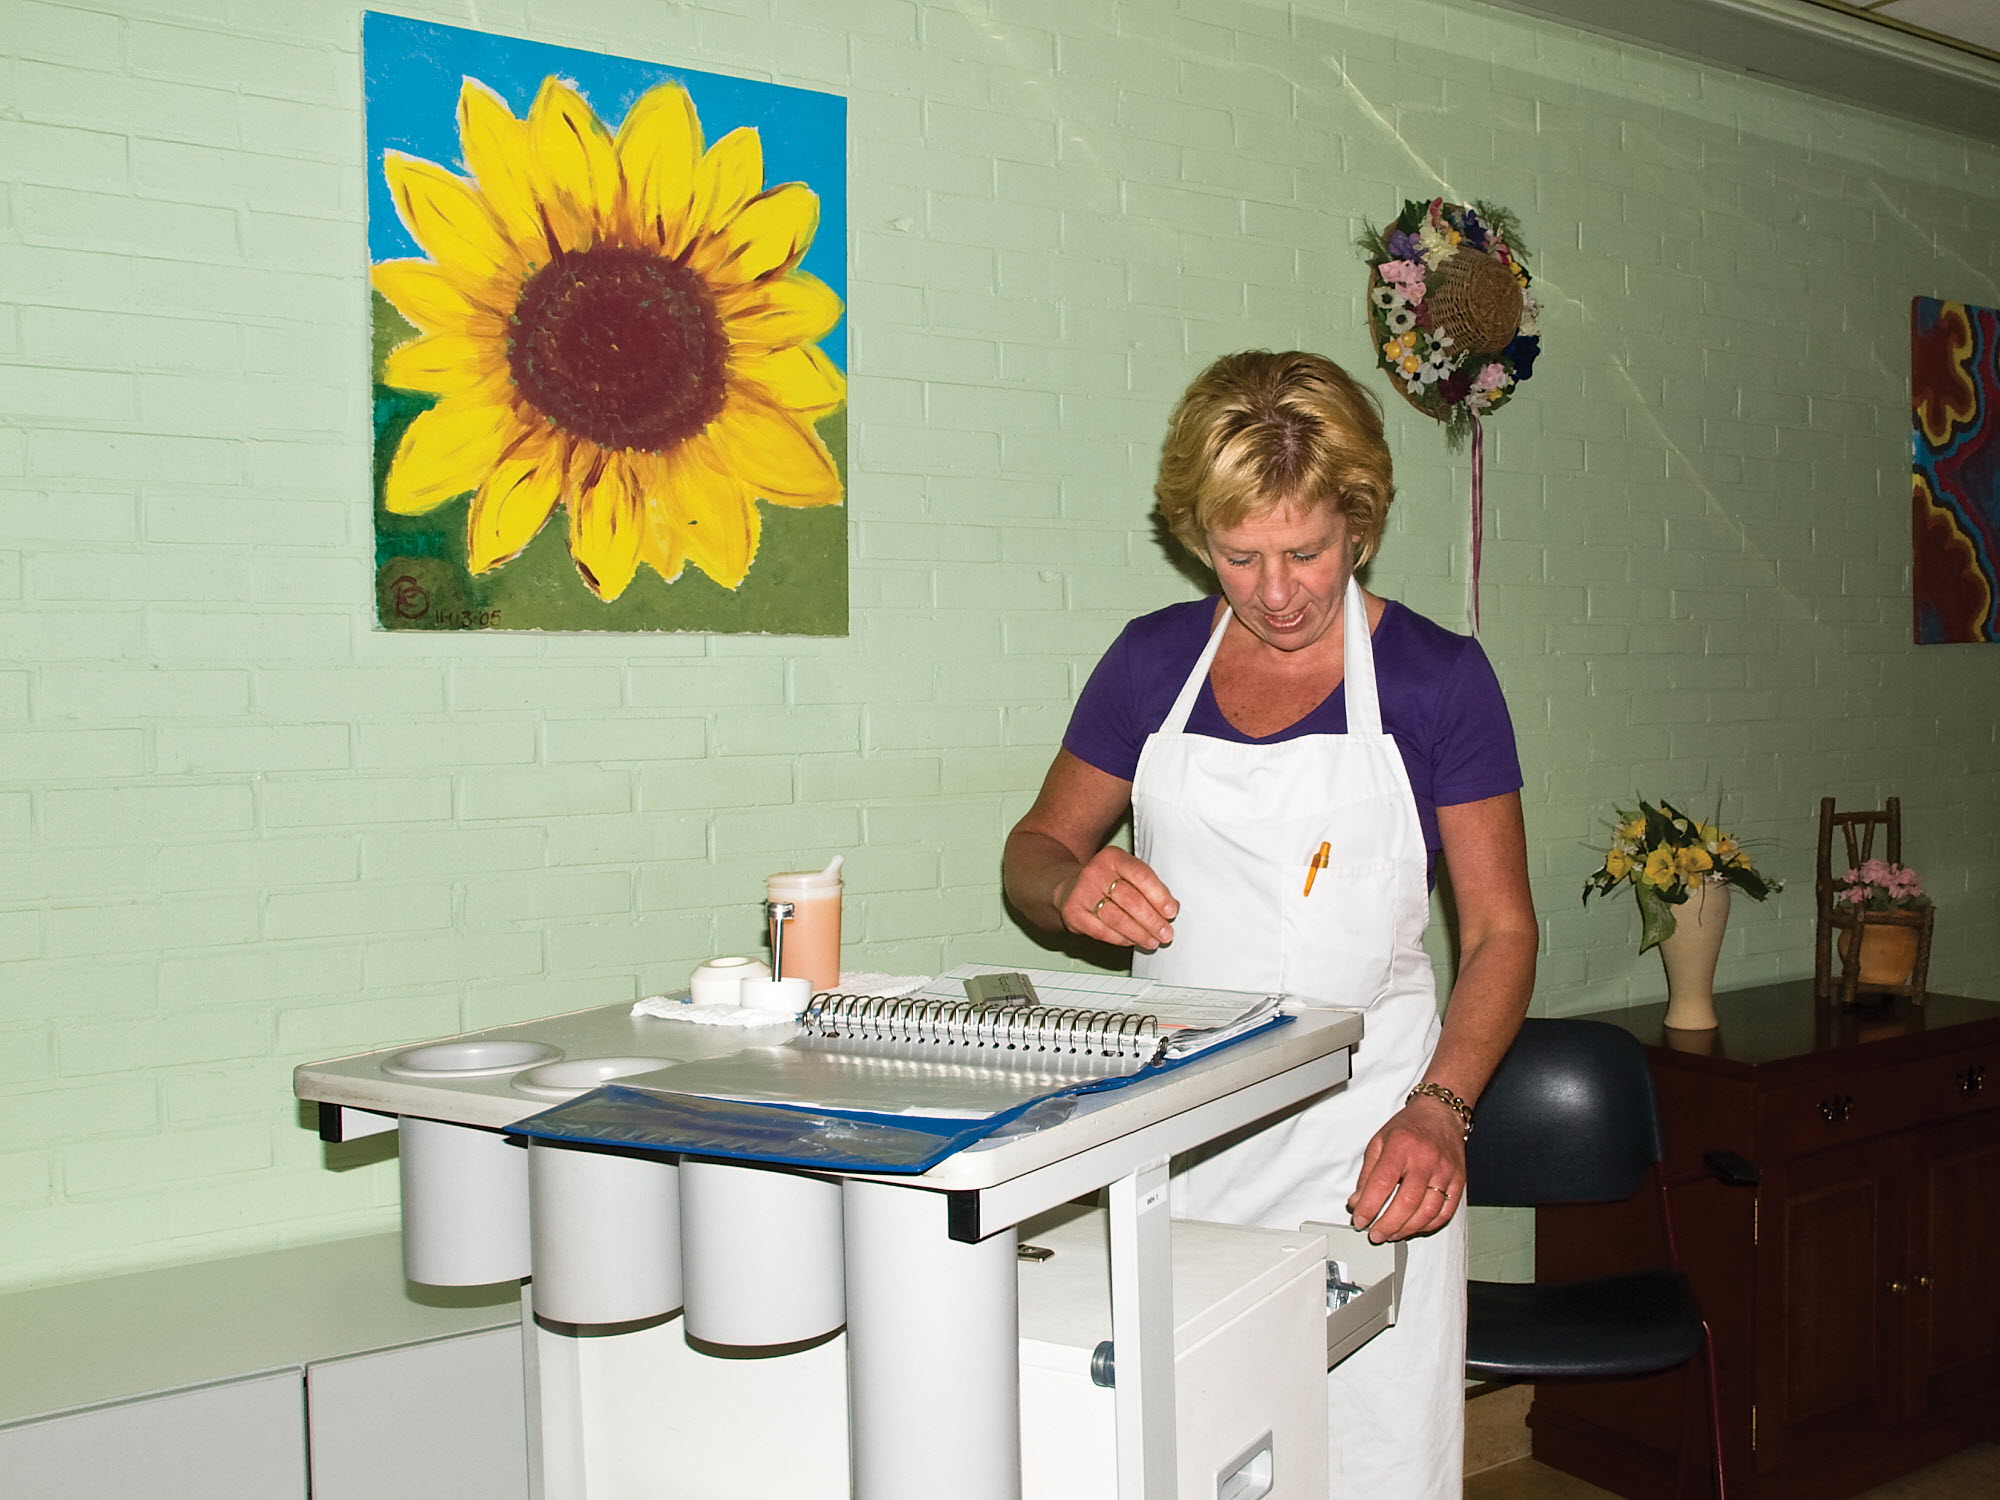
[1360,198,1539,441]
[1358,198,1540,629]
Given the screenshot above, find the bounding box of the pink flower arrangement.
[1836,859,1931,912]
[1378,258,1426,301]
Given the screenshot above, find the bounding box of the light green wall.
[2,0,1996,1292]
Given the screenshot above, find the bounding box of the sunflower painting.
[364,13,848,633]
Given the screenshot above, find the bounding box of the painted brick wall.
[2,0,1997,1292]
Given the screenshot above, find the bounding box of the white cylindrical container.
[765,855,843,993]
[398,1117,531,1286]
[843,1180,1021,1500]
[529,1140,683,1325]
[678,1161,844,1346]
[688,954,770,1008]
[737,976,813,1015]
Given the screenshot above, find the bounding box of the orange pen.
[1303,840,1331,896]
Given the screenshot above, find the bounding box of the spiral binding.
[801,992,1161,1059]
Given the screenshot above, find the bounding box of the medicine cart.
[296,992,1400,1500]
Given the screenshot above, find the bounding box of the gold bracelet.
[1407,1081,1474,1138]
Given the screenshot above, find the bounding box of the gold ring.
[1105,877,1121,898]
[1428,1185,1450,1195]
[1092,896,1109,915]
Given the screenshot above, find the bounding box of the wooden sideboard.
[1532,981,2000,1500]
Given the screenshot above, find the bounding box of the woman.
[1002,350,1536,1495]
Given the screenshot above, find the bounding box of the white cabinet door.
[308,1326,528,1500]
[0,1371,307,1500]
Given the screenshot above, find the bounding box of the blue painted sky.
[363,11,847,366]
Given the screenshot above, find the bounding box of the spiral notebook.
[508,965,1294,1173]
[627,965,1284,1118]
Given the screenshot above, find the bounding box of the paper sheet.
[609,964,1287,1119]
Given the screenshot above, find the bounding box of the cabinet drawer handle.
[1915,1274,1933,1291]
[1957,1065,1987,1095]
[1819,1093,1854,1124]
[1887,1279,1908,1295]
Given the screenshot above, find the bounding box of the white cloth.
[630,972,931,1025]
[629,1001,795,1028]
[1130,578,1466,1497]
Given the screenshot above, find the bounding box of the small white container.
[688,954,771,1008]
[529,1140,682,1325]
[679,1162,844,1346]
[399,1117,531,1286]
[738,976,813,1015]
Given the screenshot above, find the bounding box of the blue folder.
[507,1014,1292,1174]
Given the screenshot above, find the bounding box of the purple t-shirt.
[1062,597,1522,868]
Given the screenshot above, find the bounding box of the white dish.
[384,1039,563,1078]
[737,976,813,1015]
[511,1055,671,1101]
[689,954,771,1007]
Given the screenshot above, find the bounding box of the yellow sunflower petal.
[457,80,546,258]
[381,333,510,399]
[467,446,562,572]
[640,526,687,584]
[693,182,819,287]
[718,271,844,350]
[566,449,645,601]
[663,445,760,589]
[527,77,621,251]
[733,345,845,418]
[638,490,689,584]
[383,396,519,516]
[382,150,516,284]
[687,127,763,244]
[371,258,488,333]
[627,449,690,584]
[708,396,842,507]
[615,80,702,250]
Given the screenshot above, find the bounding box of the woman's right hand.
[1057,851,1178,951]
[1004,750,1178,948]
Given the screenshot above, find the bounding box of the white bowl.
[511,1055,669,1101]
[383,1039,562,1078]
[689,954,772,1007]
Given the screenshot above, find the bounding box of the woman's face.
[1205,502,1355,654]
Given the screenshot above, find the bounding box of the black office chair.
[1465,1018,1747,1500]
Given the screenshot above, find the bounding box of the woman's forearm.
[1001,827,1085,933]
[1421,927,1537,1109]
[1418,793,1538,1115]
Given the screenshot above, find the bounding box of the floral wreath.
[1358,199,1540,446]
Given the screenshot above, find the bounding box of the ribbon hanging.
[1468,415,1484,636]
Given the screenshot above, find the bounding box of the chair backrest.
[1815,796,1902,922]
[1465,1018,1665,1208]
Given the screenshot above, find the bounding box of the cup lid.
[767,853,843,896]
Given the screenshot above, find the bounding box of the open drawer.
[1302,1220,1407,1369]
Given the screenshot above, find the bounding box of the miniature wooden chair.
[1813,797,1932,1004]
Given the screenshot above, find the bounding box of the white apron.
[1131,578,1466,1498]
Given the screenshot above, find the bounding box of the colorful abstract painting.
[1912,295,2000,644]
[364,13,848,634]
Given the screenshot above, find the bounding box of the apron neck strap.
[1160,605,1232,735]
[1162,583,1383,737]
[1343,577,1383,736]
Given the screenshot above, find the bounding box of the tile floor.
[1464,1442,2000,1499]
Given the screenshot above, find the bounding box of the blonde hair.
[1154,351,1394,565]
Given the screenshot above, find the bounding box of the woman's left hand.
[1345,1100,1466,1243]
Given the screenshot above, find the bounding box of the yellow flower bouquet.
[1582,799,1781,952]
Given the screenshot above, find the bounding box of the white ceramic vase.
[1659,880,1731,1030]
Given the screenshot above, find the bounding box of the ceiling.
[1840,0,2000,60]
[1468,0,2000,146]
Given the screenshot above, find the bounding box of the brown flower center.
[507,246,729,452]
